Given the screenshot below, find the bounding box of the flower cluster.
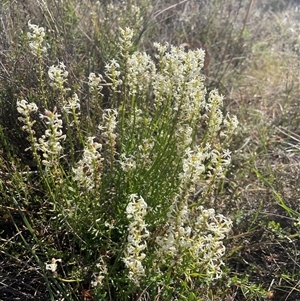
[119,27,134,52]
[126,51,155,97]
[37,107,66,167]
[207,148,232,179]
[91,258,108,288]
[62,93,80,115]
[17,100,67,171]
[204,90,224,138]
[17,99,38,138]
[88,72,105,93]
[72,137,103,190]
[222,114,239,139]
[179,146,207,191]
[119,153,137,173]
[105,59,122,91]
[155,202,232,282]
[27,21,47,57]
[123,194,149,285]
[152,42,206,123]
[62,93,81,127]
[98,109,118,151]
[48,62,69,92]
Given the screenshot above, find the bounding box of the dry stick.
[241,0,255,39]
[284,279,300,301]
[0,205,28,213]
[87,56,91,120]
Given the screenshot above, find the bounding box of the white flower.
[98,109,118,151]
[72,137,103,190]
[48,62,69,91]
[123,194,149,285]
[153,42,168,56]
[36,107,66,166]
[27,21,47,57]
[126,51,155,97]
[205,90,224,137]
[222,114,239,138]
[62,93,80,114]
[119,27,134,50]
[119,153,137,172]
[17,99,38,115]
[105,59,122,90]
[179,146,207,190]
[17,99,38,141]
[45,258,62,273]
[91,259,108,288]
[88,72,104,93]
[155,202,232,282]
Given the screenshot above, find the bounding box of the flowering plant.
[16,25,238,300]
